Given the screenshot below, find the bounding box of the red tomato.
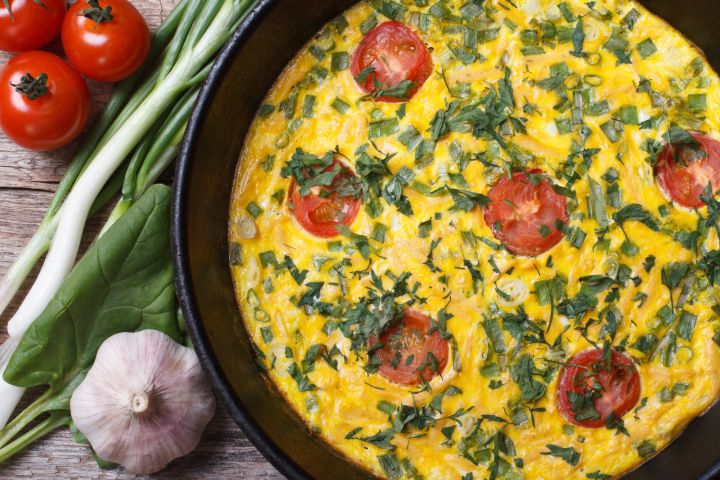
[0,0,66,52]
[483,170,568,257]
[288,156,361,237]
[350,21,432,103]
[0,51,91,151]
[654,132,720,209]
[62,0,150,83]
[368,310,449,386]
[556,349,641,428]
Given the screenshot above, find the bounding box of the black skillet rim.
[171,1,720,479]
[171,0,309,478]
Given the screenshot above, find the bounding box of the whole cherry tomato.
[0,51,91,151]
[0,0,66,52]
[62,0,150,83]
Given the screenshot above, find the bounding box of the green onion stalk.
[0,0,259,430]
[0,1,189,320]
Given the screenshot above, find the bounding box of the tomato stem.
[1,0,13,21]
[81,0,113,24]
[11,73,48,100]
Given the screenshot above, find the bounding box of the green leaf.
[378,453,403,479]
[612,204,659,231]
[448,187,490,212]
[542,444,580,466]
[699,250,720,286]
[661,262,691,291]
[567,390,600,422]
[6,185,181,388]
[587,471,612,480]
[510,354,546,402]
[636,439,656,458]
[676,310,697,341]
[288,363,316,392]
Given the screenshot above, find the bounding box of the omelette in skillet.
[229,0,720,478]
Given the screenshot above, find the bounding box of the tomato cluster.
[0,0,150,150]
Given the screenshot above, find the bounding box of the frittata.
[229,1,720,478]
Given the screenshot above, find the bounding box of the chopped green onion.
[398,126,422,149]
[584,53,601,65]
[371,223,388,243]
[331,52,349,71]
[557,26,574,42]
[369,118,399,138]
[258,103,275,117]
[302,95,316,118]
[360,14,378,34]
[619,105,639,125]
[558,2,576,21]
[586,100,610,117]
[331,97,350,114]
[636,38,657,59]
[688,93,707,113]
[246,202,263,219]
[583,74,603,85]
[520,29,539,46]
[601,119,623,142]
[556,118,572,134]
[622,8,641,30]
[521,45,545,56]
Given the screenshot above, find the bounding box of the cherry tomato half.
[0,51,91,151]
[0,0,66,52]
[62,0,150,83]
[654,132,720,209]
[368,310,449,386]
[556,349,641,428]
[350,21,433,103]
[483,170,568,257]
[288,156,362,238]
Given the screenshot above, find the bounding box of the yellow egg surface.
[229,1,720,478]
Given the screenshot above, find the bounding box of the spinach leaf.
[1,186,180,460]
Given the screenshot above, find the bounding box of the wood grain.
[0,1,284,478]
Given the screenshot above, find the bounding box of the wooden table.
[0,1,284,478]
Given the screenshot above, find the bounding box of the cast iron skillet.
[172,1,720,478]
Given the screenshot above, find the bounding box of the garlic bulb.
[70,330,216,475]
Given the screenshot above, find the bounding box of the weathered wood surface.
[0,1,284,478]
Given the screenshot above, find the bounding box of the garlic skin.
[70,330,216,475]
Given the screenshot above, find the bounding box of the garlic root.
[70,330,216,475]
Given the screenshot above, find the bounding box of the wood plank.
[0,0,285,477]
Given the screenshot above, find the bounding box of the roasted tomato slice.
[483,170,568,257]
[654,132,720,208]
[368,310,449,386]
[350,21,432,102]
[557,349,641,428]
[288,156,361,237]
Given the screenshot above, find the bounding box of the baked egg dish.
[229,0,720,478]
